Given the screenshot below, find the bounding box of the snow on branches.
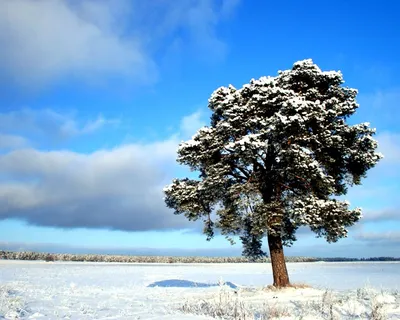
[164,59,383,254]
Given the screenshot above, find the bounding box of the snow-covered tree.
[164,59,383,287]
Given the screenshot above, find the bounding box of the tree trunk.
[267,232,290,287]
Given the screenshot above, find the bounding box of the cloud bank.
[0,140,184,231]
[0,107,208,231]
[0,0,240,87]
[0,109,118,146]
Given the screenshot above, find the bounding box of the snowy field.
[1,260,400,319]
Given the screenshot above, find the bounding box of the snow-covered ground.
[1,260,400,319]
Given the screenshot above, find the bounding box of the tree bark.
[267,232,290,287]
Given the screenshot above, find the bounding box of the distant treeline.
[0,251,399,263]
[0,250,316,263]
[316,257,400,262]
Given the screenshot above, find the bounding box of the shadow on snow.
[147,279,238,289]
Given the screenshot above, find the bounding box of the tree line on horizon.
[1,250,399,263]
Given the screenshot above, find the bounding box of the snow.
[1,260,400,319]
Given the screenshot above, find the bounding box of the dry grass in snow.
[178,283,400,319]
[0,285,30,319]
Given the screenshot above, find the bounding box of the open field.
[1,260,400,319]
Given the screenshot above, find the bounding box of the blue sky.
[0,0,399,258]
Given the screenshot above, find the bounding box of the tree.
[240,214,267,261]
[164,59,383,287]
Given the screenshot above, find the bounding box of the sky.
[0,0,399,258]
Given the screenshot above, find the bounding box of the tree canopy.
[164,59,382,286]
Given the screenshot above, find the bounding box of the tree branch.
[227,172,247,183]
[236,166,251,179]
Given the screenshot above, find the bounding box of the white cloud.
[0,0,155,86]
[362,208,400,222]
[357,88,400,130]
[0,0,240,87]
[354,231,400,243]
[0,110,206,231]
[133,0,240,60]
[0,138,185,231]
[220,0,241,17]
[342,131,400,222]
[180,111,207,138]
[60,114,120,136]
[0,134,28,150]
[0,109,118,141]
[376,132,400,164]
